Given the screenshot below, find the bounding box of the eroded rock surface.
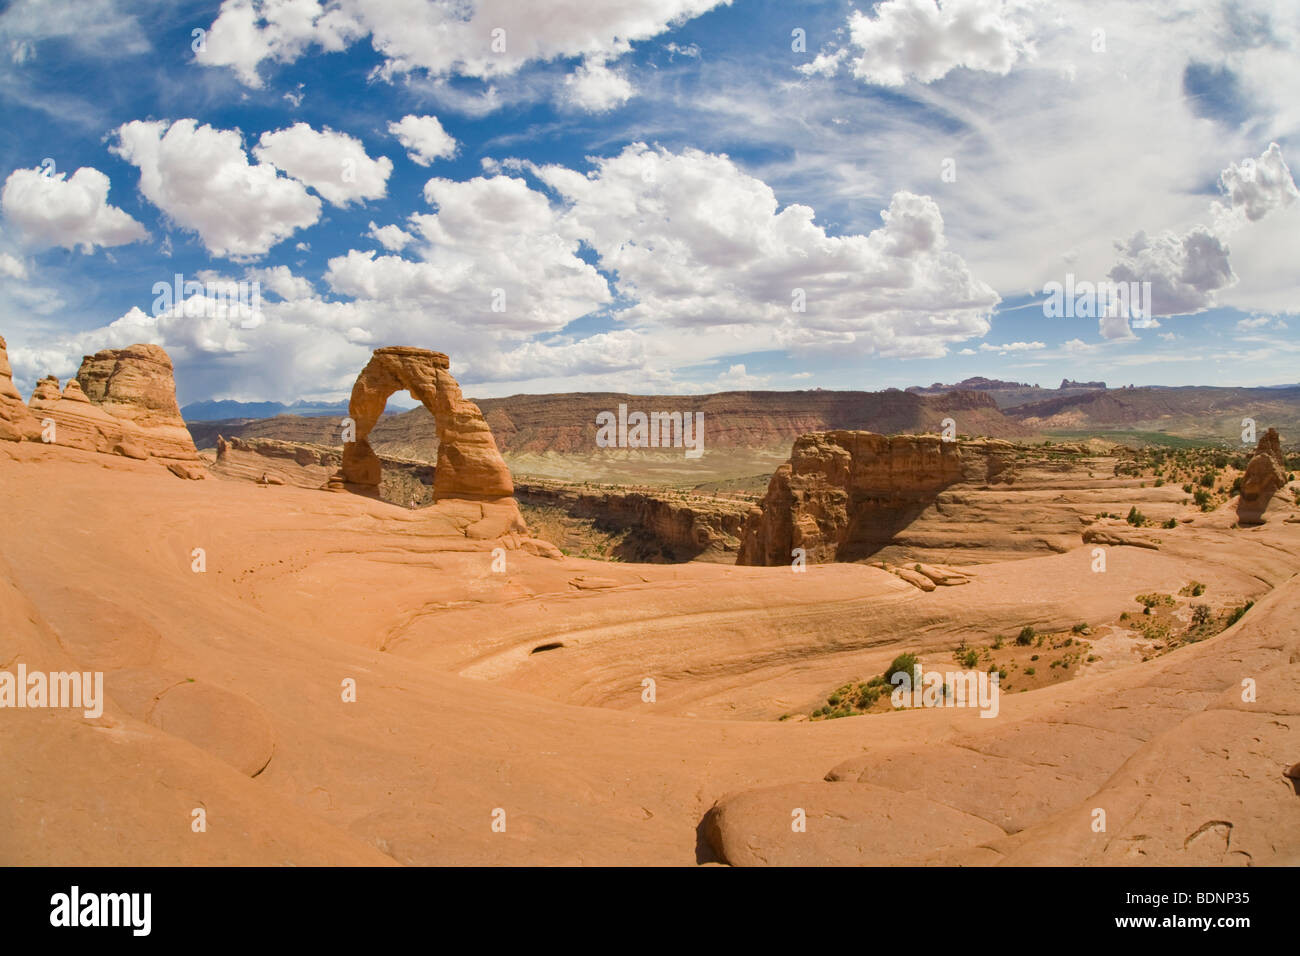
[738,431,1016,565]
[1237,428,1287,524]
[337,347,513,500]
[0,336,42,442]
[11,340,202,474]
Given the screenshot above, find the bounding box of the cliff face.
[737,431,1017,566]
[515,482,752,563]
[212,435,436,501]
[188,387,1030,458]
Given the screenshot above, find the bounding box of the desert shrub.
[1024,667,1036,676]
[1127,505,1146,526]
[1072,622,1089,634]
[1182,483,1193,494]
[884,652,919,684]
[1191,604,1211,627]
[1225,602,1254,627]
[856,684,883,708]
[1163,518,1177,528]
[1016,626,1035,646]
[960,648,979,668]
[1199,472,1216,488]
[1154,478,1164,487]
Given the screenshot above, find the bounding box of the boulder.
[1236,428,1287,525]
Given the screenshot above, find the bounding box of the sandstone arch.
[336,346,514,499]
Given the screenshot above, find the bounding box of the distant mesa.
[1,337,203,476]
[905,377,1107,396]
[907,376,1034,393]
[1236,427,1287,525]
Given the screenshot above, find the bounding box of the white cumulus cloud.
[562,57,635,112]
[387,114,457,166]
[366,221,415,251]
[535,144,998,358]
[111,118,322,260]
[1,166,146,252]
[253,123,392,206]
[198,0,730,91]
[828,0,1037,86]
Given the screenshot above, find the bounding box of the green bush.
[1225,602,1254,627]
[885,652,919,684]
[1016,626,1036,646]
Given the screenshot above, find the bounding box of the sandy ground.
[1,440,1297,865]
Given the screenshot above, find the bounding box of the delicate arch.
[337,347,513,499]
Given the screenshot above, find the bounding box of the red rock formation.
[1236,428,1287,524]
[15,341,204,476]
[75,345,200,463]
[737,431,1017,565]
[336,346,513,500]
[27,375,128,453]
[0,335,42,442]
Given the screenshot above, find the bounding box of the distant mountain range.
[184,382,1300,454]
[186,388,1032,456]
[182,399,351,420]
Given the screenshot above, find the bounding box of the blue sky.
[1,0,1298,405]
